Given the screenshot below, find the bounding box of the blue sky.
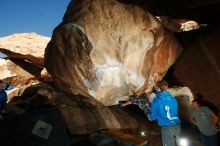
[0,53,7,58]
[0,0,71,37]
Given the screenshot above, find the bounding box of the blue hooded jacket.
[0,83,8,102]
[150,91,180,126]
[0,88,7,102]
[0,88,7,111]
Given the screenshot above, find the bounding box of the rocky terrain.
[0,0,220,145]
[0,33,50,97]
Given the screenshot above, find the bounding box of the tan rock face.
[45,0,183,105]
[156,16,200,32]
[0,59,16,79]
[0,33,50,85]
[0,33,50,57]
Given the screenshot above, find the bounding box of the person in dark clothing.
[190,94,219,146]
[0,80,7,113]
[196,93,219,116]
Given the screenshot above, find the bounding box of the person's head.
[195,93,204,100]
[152,86,160,93]
[157,80,168,91]
[130,89,136,95]
[0,80,3,90]
[192,94,204,109]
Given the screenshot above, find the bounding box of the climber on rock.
[119,86,159,121]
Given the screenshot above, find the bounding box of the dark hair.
[0,80,3,83]
[192,93,204,106]
[152,86,159,93]
[195,93,204,100]
[157,80,168,91]
[195,93,219,115]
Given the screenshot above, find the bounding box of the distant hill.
[0,32,50,81]
[0,32,50,57]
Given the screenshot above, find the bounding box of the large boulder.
[45,0,183,105]
[9,83,160,136]
[0,33,50,85]
[172,26,220,113]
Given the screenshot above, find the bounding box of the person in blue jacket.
[0,80,8,113]
[150,80,181,146]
